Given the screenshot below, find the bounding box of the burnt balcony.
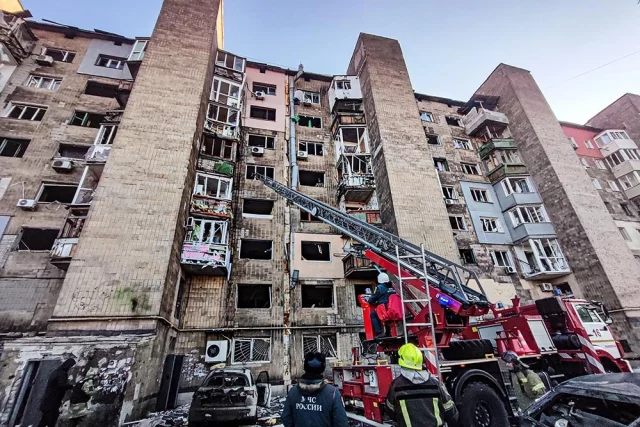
[478,138,516,160]
[191,195,233,219]
[0,11,36,63]
[347,210,381,227]
[181,242,230,276]
[198,133,237,172]
[126,38,148,79]
[462,107,509,136]
[85,145,111,163]
[116,80,134,108]
[337,174,376,203]
[69,165,103,206]
[214,50,245,84]
[514,238,571,280]
[343,253,378,279]
[487,163,528,183]
[329,76,362,113]
[50,207,88,270]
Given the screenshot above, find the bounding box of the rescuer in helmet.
[386,343,458,427]
[502,351,547,399]
[367,272,396,339]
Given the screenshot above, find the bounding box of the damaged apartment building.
[1,0,640,424]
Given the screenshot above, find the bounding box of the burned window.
[243,199,274,217]
[69,111,104,128]
[301,284,333,308]
[204,372,249,387]
[445,116,462,127]
[56,144,89,159]
[252,83,276,95]
[201,134,234,159]
[299,141,323,156]
[299,170,324,187]
[461,163,481,175]
[301,91,320,105]
[19,228,59,251]
[194,173,232,199]
[186,219,228,244]
[341,127,366,143]
[240,239,272,260]
[449,215,466,231]
[250,106,276,121]
[426,134,440,145]
[297,115,322,128]
[37,184,77,203]
[434,158,449,172]
[246,165,275,180]
[0,138,30,157]
[354,284,371,306]
[6,103,47,121]
[237,284,272,308]
[303,334,337,358]
[300,210,321,222]
[301,241,330,261]
[232,338,271,363]
[248,134,275,149]
[459,249,476,265]
[84,81,119,98]
[44,48,75,63]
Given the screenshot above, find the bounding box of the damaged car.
[520,373,640,426]
[188,368,271,426]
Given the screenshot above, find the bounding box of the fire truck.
[256,174,632,427]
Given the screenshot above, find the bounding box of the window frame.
[595,159,606,170]
[584,140,594,149]
[242,198,274,219]
[299,170,325,187]
[302,334,338,359]
[246,165,275,180]
[299,141,324,156]
[453,138,472,150]
[449,215,467,231]
[621,203,633,216]
[592,178,602,190]
[502,177,532,195]
[128,40,148,61]
[25,74,62,91]
[608,180,620,192]
[207,103,239,126]
[580,157,590,168]
[297,115,322,128]
[95,55,126,70]
[5,102,47,121]
[95,124,118,145]
[215,51,245,72]
[35,183,78,204]
[301,90,321,105]
[194,172,233,200]
[480,217,503,233]
[0,138,29,157]
[239,239,273,260]
[509,205,548,227]
[211,77,242,107]
[490,250,513,268]
[335,80,351,90]
[434,158,449,172]
[569,137,578,148]
[300,241,331,262]
[459,248,476,265]
[420,111,434,122]
[43,47,76,63]
[250,106,276,121]
[445,116,462,127]
[247,134,275,149]
[231,337,271,364]
[186,218,229,244]
[619,227,631,241]
[18,227,60,252]
[252,82,277,96]
[236,284,272,309]
[470,188,490,203]
[461,163,481,175]
[441,186,457,200]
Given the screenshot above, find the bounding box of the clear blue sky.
[22,0,640,124]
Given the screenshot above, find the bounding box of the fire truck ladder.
[255,174,490,311]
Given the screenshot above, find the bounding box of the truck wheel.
[442,339,494,360]
[459,382,509,427]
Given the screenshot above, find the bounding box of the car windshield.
[204,373,249,387]
[528,392,640,426]
[575,305,602,323]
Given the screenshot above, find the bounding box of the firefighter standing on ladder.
[368,273,396,339]
[386,344,458,427]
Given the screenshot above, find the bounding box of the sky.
[21,0,640,124]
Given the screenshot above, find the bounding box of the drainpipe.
[289,64,304,189]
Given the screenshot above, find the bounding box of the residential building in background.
[0,0,639,424]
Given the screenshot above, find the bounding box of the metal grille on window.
[233,338,270,363]
[304,335,337,358]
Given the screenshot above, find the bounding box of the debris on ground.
[123,404,189,427]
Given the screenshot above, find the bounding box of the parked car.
[188,368,271,426]
[520,373,640,426]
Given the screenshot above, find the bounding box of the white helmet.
[377,272,390,284]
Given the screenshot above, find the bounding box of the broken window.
[237,284,272,308]
[250,106,276,121]
[449,215,466,231]
[334,100,363,113]
[211,77,241,107]
[490,250,513,268]
[461,163,481,175]
[470,188,490,203]
[509,205,548,226]
[186,219,228,244]
[453,138,472,150]
[216,51,245,72]
[621,203,634,216]
[299,170,324,187]
[426,134,440,145]
[246,165,275,180]
[240,239,272,260]
[445,116,462,127]
[242,199,274,217]
[37,184,77,203]
[340,127,366,144]
[56,144,89,159]
[420,111,434,122]
[95,55,125,70]
[25,74,62,91]
[207,103,239,126]
[43,48,75,63]
[434,158,449,172]
[253,83,276,95]
[248,134,275,149]
[84,81,119,98]
[303,334,337,358]
[202,134,234,159]
[0,138,30,157]
[297,115,322,128]
[6,103,47,121]
[335,80,351,90]
[301,284,333,308]
[299,141,323,156]
[69,111,104,128]
[300,210,321,222]
[18,228,59,251]
[232,338,271,363]
[354,284,371,306]
[301,241,330,261]
[95,125,117,145]
[481,217,502,233]
[502,177,532,195]
[442,186,457,200]
[301,91,320,105]
[528,238,568,273]
[459,249,476,265]
[194,173,232,199]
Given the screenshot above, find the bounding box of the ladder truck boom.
[255,174,489,315]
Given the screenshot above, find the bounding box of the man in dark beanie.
[281,352,348,427]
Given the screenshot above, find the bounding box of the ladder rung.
[405,323,433,326]
[398,254,423,259]
[402,299,430,303]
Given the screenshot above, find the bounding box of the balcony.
[126,38,148,79]
[181,242,231,276]
[331,115,367,137]
[329,76,362,113]
[487,163,528,183]
[611,159,640,179]
[509,222,557,245]
[343,253,378,279]
[0,11,36,63]
[50,207,88,270]
[197,156,234,176]
[462,107,509,136]
[595,130,638,157]
[190,195,233,219]
[70,165,103,206]
[514,239,570,280]
[85,145,111,163]
[116,80,134,108]
[478,138,516,160]
[624,184,640,201]
[214,50,245,84]
[347,210,381,227]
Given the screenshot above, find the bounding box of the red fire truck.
[256,175,632,427]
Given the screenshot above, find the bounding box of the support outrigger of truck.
[256,174,632,426]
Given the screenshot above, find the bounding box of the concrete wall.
[588,94,640,144]
[77,38,133,80]
[243,66,286,132]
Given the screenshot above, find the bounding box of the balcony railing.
[181,242,230,276]
[462,107,509,136]
[337,174,376,203]
[487,163,528,183]
[343,253,378,279]
[204,121,240,140]
[190,195,233,219]
[0,11,36,62]
[197,155,234,177]
[50,208,88,270]
[478,138,516,160]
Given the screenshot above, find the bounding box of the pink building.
[243,65,287,132]
[560,121,603,158]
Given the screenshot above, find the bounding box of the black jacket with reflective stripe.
[385,374,458,427]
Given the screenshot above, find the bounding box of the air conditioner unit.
[251,146,264,156]
[51,159,73,172]
[541,283,554,292]
[17,199,37,210]
[254,91,265,100]
[185,217,194,230]
[444,198,455,205]
[205,340,228,363]
[35,55,54,66]
[504,266,516,274]
[297,151,308,159]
